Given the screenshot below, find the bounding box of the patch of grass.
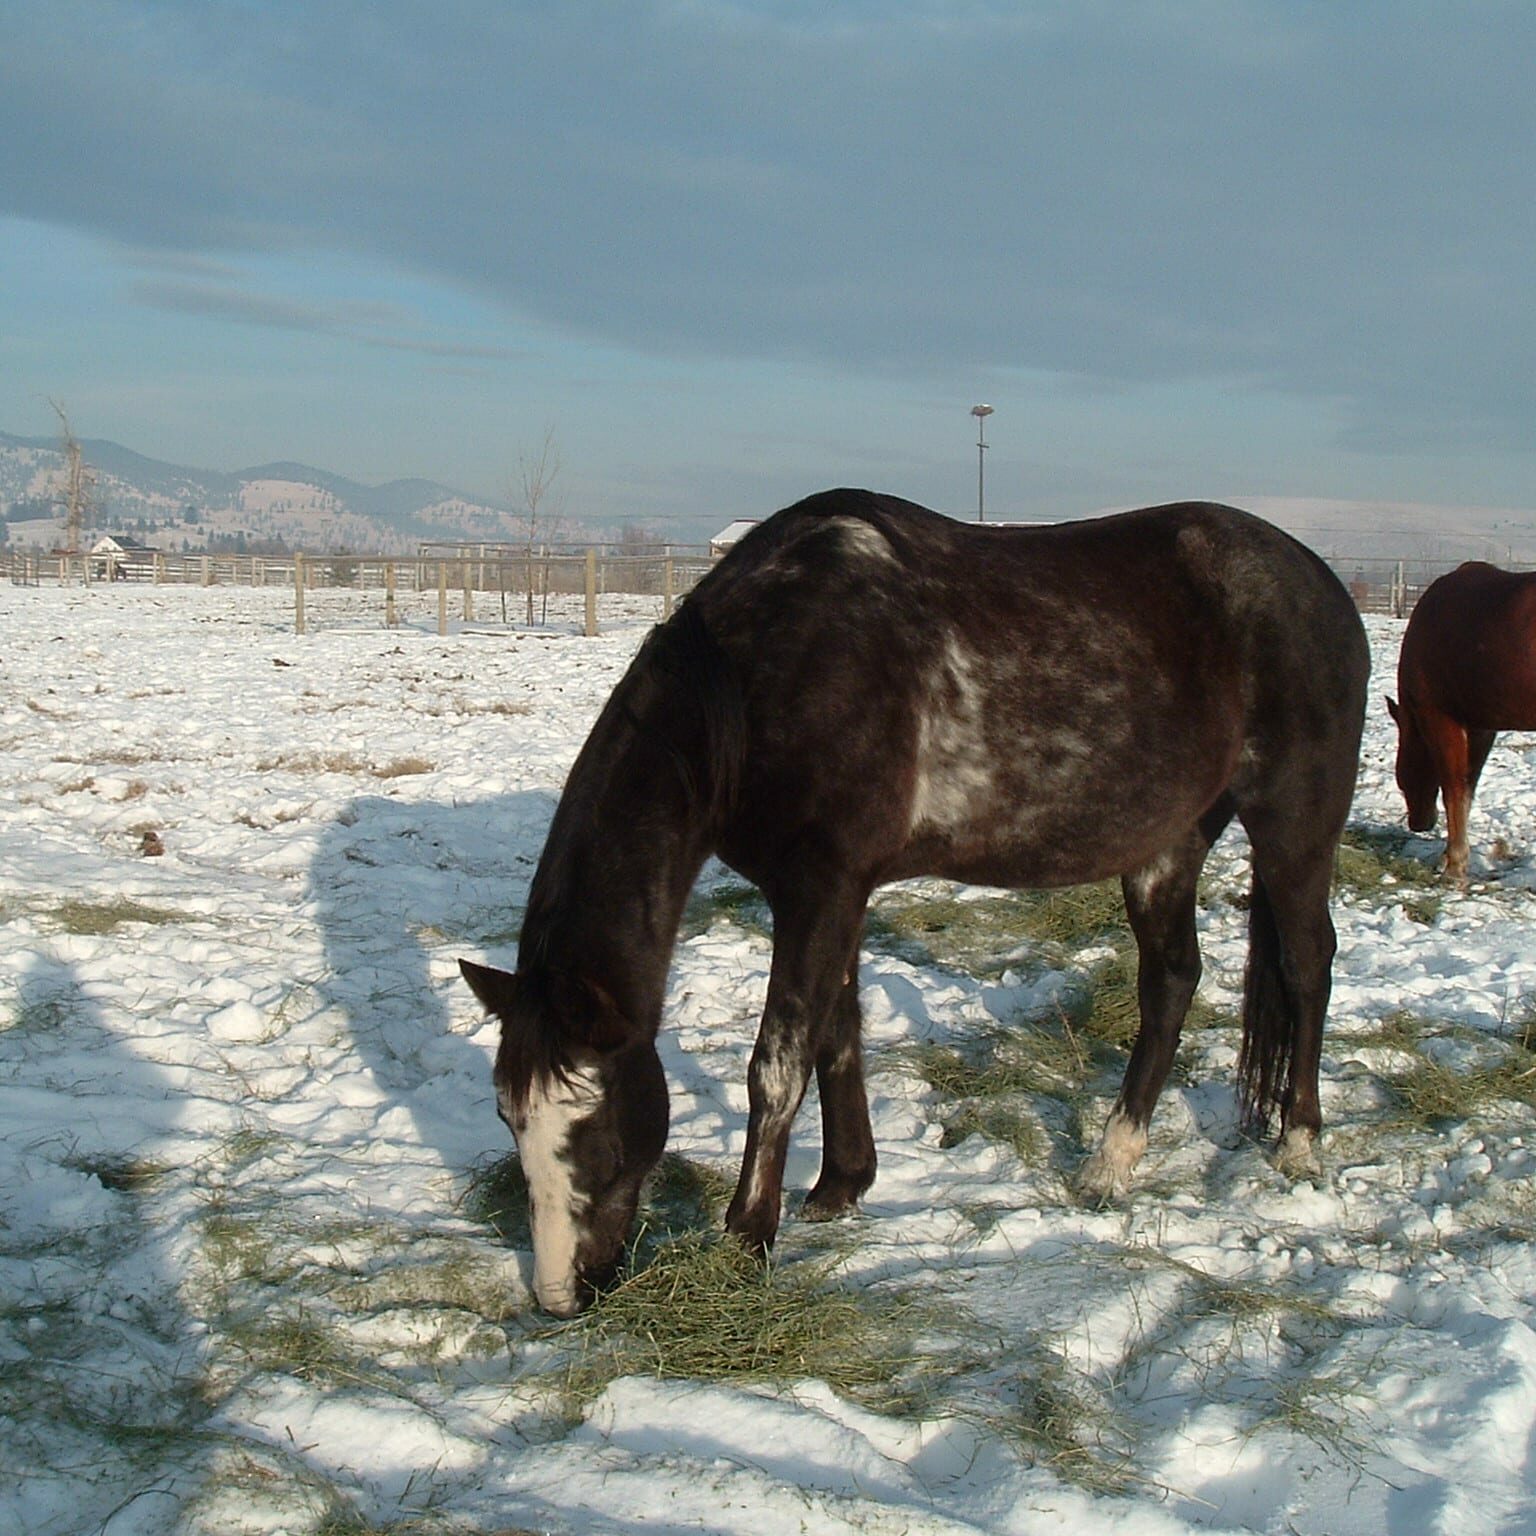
[330,1248,520,1326]
[256,750,371,775]
[226,1307,384,1390]
[907,1022,1093,1101]
[868,881,1130,979]
[1335,825,1442,923]
[1129,1248,1339,1330]
[461,1154,531,1247]
[1251,1367,1377,1472]
[542,1232,951,1417]
[51,897,184,934]
[640,1152,734,1241]
[999,1349,1137,1495]
[903,1023,1105,1166]
[1331,1009,1536,1129]
[938,1102,1048,1166]
[200,1208,290,1290]
[681,879,771,940]
[67,1153,169,1194]
[4,989,73,1033]
[373,756,434,779]
[1388,1049,1536,1127]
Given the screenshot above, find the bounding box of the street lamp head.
[971,403,994,419]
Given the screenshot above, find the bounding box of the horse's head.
[1386,695,1439,832]
[460,959,668,1317]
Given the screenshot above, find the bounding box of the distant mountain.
[0,432,529,554]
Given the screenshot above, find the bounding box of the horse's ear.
[566,976,635,1055]
[1386,695,1401,724]
[460,958,518,1019]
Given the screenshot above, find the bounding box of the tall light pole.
[970,404,994,521]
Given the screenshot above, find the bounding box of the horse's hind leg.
[725,875,868,1254]
[1078,822,1215,1203]
[802,971,878,1221]
[1239,814,1341,1180]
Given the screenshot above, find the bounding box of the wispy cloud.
[4,1,1535,479]
[128,276,520,361]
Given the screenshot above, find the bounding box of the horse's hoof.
[1075,1152,1130,1206]
[1076,1113,1147,1204]
[801,1170,874,1222]
[1274,1126,1323,1183]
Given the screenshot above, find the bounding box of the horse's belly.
[895,765,1225,888]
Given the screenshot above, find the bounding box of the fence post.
[385,562,397,627]
[663,558,674,618]
[294,553,306,635]
[585,548,598,637]
[462,561,474,624]
[438,561,448,636]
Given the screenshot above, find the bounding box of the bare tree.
[50,399,96,565]
[513,427,570,624]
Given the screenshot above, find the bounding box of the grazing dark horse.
[461,491,1369,1316]
[1388,561,1536,885]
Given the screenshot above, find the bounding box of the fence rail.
[1,548,716,634]
[0,545,1498,626]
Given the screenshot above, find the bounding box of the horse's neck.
[520,750,710,1031]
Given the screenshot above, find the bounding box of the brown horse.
[1388,561,1536,884]
[462,491,1369,1316]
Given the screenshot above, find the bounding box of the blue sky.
[3,2,1534,540]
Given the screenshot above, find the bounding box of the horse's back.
[1401,562,1536,730]
[689,492,1366,890]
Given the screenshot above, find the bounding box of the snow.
[6,579,1536,1534]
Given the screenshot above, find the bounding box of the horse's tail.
[659,599,747,835]
[1236,872,1293,1137]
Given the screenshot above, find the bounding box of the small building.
[709,519,759,560]
[90,536,159,581]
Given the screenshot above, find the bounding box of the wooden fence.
[1,547,715,635]
[0,545,1495,627]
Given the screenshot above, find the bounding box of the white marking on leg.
[743,1049,805,1213]
[1077,1110,1148,1203]
[1274,1125,1322,1182]
[514,1064,602,1316]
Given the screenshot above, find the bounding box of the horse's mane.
[508,600,747,1080]
[644,598,746,832]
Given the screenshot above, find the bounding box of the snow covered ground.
[6,576,1536,1536]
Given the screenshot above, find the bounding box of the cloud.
[4,2,1536,454]
[128,275,522,361]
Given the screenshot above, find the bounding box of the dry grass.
[252,750,434,779]
[541,1232,955,1419]
[1330,1009,1536,1130]
[868,881,1130,978]
[52,897,184,934]
[1002,1350,1138,1495]
[1334,825,1442,924]
[373,756,434,779]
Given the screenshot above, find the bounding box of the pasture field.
[5,581,1536,1535]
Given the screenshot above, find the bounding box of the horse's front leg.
[1429,721,1473,886]
[725,881,867,1253]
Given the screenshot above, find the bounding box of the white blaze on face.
[514,1063,603,1317]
